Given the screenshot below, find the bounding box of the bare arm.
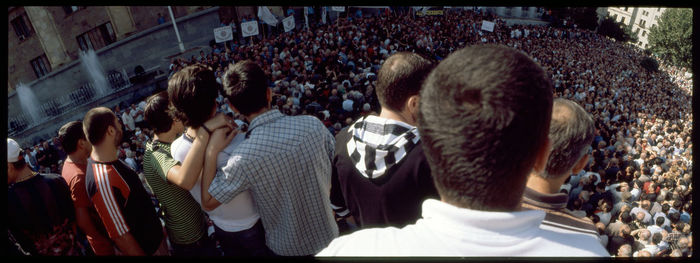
[167,113,233,190]
[201,127,238,211]
[166,127,209,190]
[75,207,113,254]
[113,232,146,256]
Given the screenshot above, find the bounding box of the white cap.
[7,138,21,162]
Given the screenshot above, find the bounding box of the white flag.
[213,26,233,43]
[257,6,279,26]
[481,20,495,32]
[283,15,295,32]
[304,6,309,29]
[241,21,259,37]
[331,6,345,12]
[322,6,327,24]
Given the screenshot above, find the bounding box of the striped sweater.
[521,187,600,239]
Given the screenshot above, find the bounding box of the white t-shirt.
[171,133,260,232]
[121,112,136,131]
[317,199,610,257]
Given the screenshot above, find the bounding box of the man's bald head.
[376,52,434,112]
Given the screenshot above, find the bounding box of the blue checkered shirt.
[209,109,339,256]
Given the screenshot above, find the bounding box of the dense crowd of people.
[8,7,691,257]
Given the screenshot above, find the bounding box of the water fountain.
[15,82,43,125]
[79,49,110,97]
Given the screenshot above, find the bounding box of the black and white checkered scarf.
[346,115,421,179]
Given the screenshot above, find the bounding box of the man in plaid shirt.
[202,60,338,256]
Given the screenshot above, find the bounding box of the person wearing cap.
[58,121,116,255]
[82,107,166,256]
[7,138,86,255]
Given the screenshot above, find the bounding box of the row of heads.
[12,44,586,212]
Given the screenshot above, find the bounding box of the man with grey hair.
[616,244,632,257]
[522,98,599,240]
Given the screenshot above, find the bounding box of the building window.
[63,6,84,15]
[613,14,618,20]
[642,30,647,37]
[640,20,647,28]
[76,22,117,51]
[11,13,34,41]
[30,54,51,78]
[624,7,628,11]
[621,17,625,23]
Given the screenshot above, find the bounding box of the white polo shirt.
[317,199,610,257]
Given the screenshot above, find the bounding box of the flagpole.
[168,6,185,52]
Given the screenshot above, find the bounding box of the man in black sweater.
[330,52,438,230]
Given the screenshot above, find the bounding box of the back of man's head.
[418,44,553,212]
[542,99,594,178]
[83,107,117,146]
[376,52,434,112]
[167,64,218,128]
[617,244,632,257]
[58,121,86,155]
[620,211,633,224]
[145,91,175,134]
[639,229,651,241]
[656,215,665,226]
[652,232,663,245]
[222,60,269,116]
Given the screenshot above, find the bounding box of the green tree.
[597,17,633,42]
[648,8,692,69]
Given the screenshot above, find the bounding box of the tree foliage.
[648,8,692,69]
[640,57,659,72]
[597,17,633,42]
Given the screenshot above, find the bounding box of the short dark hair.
[375,52,434,112]
[83,107,117,145]
[620,211,633,224]
[668,212,680,224]
[652,232,663,245]
[145,91,174,134]
[656,216,665,226]
[221,60,269,116]
[167,64,218,128]
[418,45,553,211]
[58,121,85,154]
[543,99,595,178]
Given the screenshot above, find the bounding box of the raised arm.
[167,113,233,190]
[201,127,238,211]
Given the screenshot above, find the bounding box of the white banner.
[283,16,295,32]
[331,6,345,12]
[241,21,259,37]
[322,6,327,24]
[213,26,233,43]
[304,6,309,29]
[481,20,495,32]
[257,6,279,25]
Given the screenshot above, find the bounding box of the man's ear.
[533,137,551,174]
[572,153,590,174]
[107,125,116,137]
[405,95,420,124]
[267,88,272,105]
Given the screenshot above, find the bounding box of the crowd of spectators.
[16,8,691,257]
